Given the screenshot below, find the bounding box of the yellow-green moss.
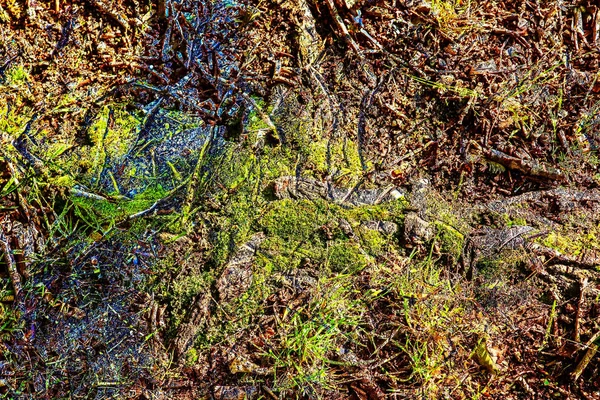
[0,97,34,137]
[502,213,528,227]
[342,201,407,223]
[49,175,75,188]
[327,242,370,273]
[304,138,365,184]
[185,348,199,366]
[357,227,388,256]
[434,220,464,262]
[169,270,214,329]
[260,199,330,241]
[539,230,600,257]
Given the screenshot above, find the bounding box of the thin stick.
[572,339,598,382]
[262,386,278,400]
[574,277,588,343]
[0,229,22,303]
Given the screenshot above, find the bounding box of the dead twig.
[574,277,588,343]
[324,0,361,56]
[86,0,130,35]
[571,330,599,382]
[262,386,278,400]
[0,229,23,305]
[530,243,600,270]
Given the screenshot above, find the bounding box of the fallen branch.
[572,329,599,382]
[485,148,567,182]
[530,243,600,270]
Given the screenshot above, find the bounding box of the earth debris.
[1,0,600,399]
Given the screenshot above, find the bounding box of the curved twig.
[0,229,23,303]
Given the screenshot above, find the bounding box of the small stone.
[404,212,434,244]
[213,386,257,400]
[361,220,398,236]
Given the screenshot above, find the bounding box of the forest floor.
[1,0,600,399]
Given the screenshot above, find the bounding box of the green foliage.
[4,65,29,86]
[266,275,365,394]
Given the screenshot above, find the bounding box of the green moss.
[327,242,370,273]
[302,137,365,184]
[306,140,328,174]
[83,105,140,181]
[259,146,296,181]
[169,271,214,329]
[185,348,199,366]
[258,235,326,272]
[538,231,599,257]
[342,201,406,223]
[260,199,330,241]
[502,213,527,227]
[0,97,34,137]
[206,147,263,265]
[49,175,75,187]
[357,227,388,255]
[434,220,464,262]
